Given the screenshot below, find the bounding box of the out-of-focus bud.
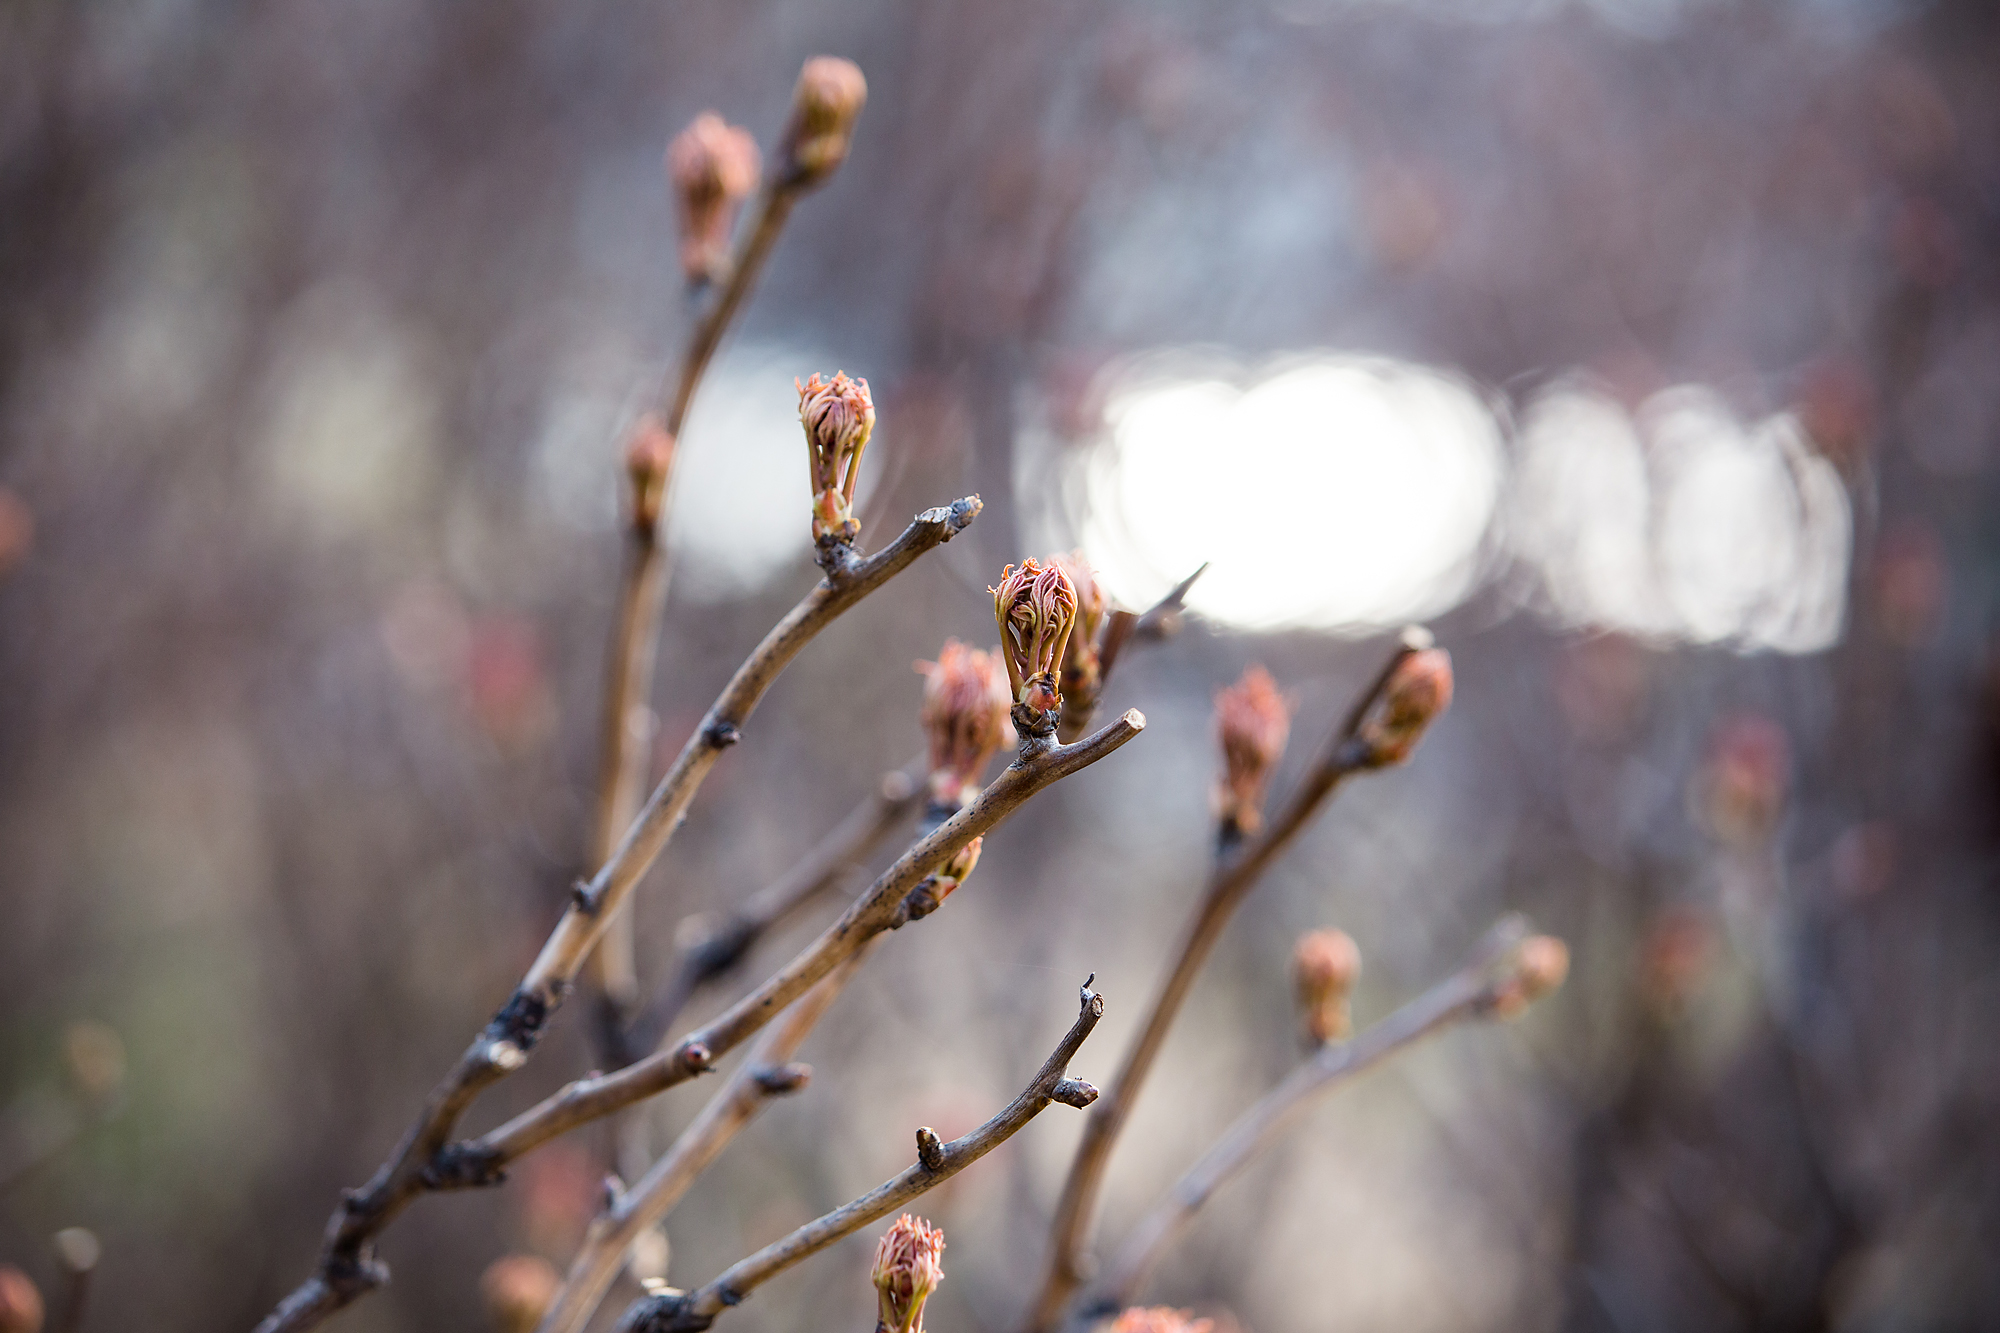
[1490,935,1569,1020]
[1292,929,1361,1044]
[1697,714,1790,850]
[1355,647,1453,768]
[480,1254,561,1333]
[1054,552,1109,729]
[870,1213,944,1333]
[798,371,875,543]
[777,57,867,189]
[0,1268,41,1333]
[915,641,1012,811]
[62,1020,125,1106]
[0,488,32,582]
[1639,906,1713,1020]
[1109,1308,1214,1333]
[665,112,761,284]
[991,558,1080,733]
[1213,665,1291,841]
[624,414,677,538]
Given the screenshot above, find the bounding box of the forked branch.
[615,978,1109,1333]
[1083,917,1533,1320]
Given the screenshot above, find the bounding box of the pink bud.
[1356,647,1453,767]
[991,558,1080,729]
[871,1214,944,1333]
[480,1255,560,1333]
[779,57,867,188]
[1109,1309,1214,1333]
[915,641,1012,809]
[1491,935,1569,1020]
[665,113,761,283]
[1293,928,1361,1043]
[623,414,676,536]
[797,372,875,543]
[1213,665,1292,839]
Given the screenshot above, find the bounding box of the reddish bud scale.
[991,558,1080,728]
[1357,647,1454,767]
[779,57,867,188]
[798,372,875,542]
[871,1214,944,1333]
[915,641,1012,809]
[665,112,761,283]
[1293,928,1362,1043]
[1213,665,1292,839]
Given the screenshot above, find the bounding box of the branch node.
[486,987,555,1055]
[676,1040,714,1076]
[571,878,599,914]
[752,1062,812,1095]
[915,1126,945,1172]
[421,1142,505,1191]
[1051,1078,1099,1109]
[702,719,742,749]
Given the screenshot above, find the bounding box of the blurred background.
[3,0,1998,1330]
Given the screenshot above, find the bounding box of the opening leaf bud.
[665,112,761,284]
[871,1213,944,1333]
[624,414,677,538]
[1110,1309,1215,1333]
[479,1255,561,1333]
[778,57,867,189]
[1054,552,1109,725]
[797,372,875,543]
[1490,935,1570,1020]
[931,836,982,905]
[1356,647,1453,768]
[1293,928,1361,1043]
[1213,665,1292,841]
[915,641,1012,810]
[0,1267,42,1333]
[991,558,1080,733]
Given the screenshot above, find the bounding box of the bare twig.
[660,184,795,438]
[1023,629,1432,1333]
[1082,918,1530,1320]
[52,1227,98,1333]
[539,948,876,1333]
[256,500,981,1333]
[619,763,925,1062]
[1060,563,1206,744]
[444,711,1145,1177]
[614,978,1109,1333]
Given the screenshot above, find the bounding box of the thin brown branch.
[538,947,876,1333]
[1022,628,1433,1333]
[620,763,925,1062]
[661,184,796,438]
[448,711,1145,1176]
[1083,917,1530,1321]
[615,978,1109,1333]
[1060,563,1206,744]
[255,499,981,1333]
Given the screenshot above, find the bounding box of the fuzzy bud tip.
[871,1214,944,1333]
[1293,928,1361,1043]
[780,56,867,188]
[1213,665,1292,839]
[915,640,1012,810]
[1357,647,1454,767]
[799,371,874,543]
[665,112,761,283]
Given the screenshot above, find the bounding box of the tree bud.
[1109,1309,1214,1333]
[778,57,867,188]
[480,1255,560,1333]
[1213,665,1291,840]
[624,414,677,537]
[1293,928,1361,1043]
[915,640,1012,811]
[870,1214,944,1333]
[797,371,874,543]
[665,112,760,283]
[1491,935,1570,1020]
[0,1268,41,1333]
[1356,647,1453,768]
[991,558,1080,734]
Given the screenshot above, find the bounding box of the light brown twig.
[1082,917,1530,1321]
[255,500,981,1333]
[1059,563,1206,745]
[614,977,1109,1333]
[1023,629,1432,1333]
[445,710,1145,1177]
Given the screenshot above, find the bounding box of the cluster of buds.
[1054,552,1109,734]
[778,56,868,189]
[916,640,1012,813]
[1109,1308,1214,1333]
[1488,935,1570,1020]
[798,371,875,544]
[1355,646,1454,768]
[992,558,1080,737]
[871,1214,945,1333]
[624,413,677,539]
[665,112,761,284]
[1293,928,1362,1044]
[1213,665,1292,842]
[479,1255,561,1333]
